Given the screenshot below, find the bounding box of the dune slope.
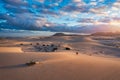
[0,47,23,53]
[0,52,120,80]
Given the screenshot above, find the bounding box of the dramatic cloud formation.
[0,0,120,33]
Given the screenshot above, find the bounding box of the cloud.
[3,0,28,6]
[0,0,120,33]
[77,18,94,23]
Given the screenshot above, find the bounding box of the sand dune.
[0,52,120,80]
[0,47,23,53]
[0,35,120,80]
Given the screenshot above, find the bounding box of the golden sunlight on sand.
[0,47,23,53]
[1,33,120,80]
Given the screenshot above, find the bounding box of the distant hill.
[53,33,84,36]
[91,32,120,36]
[53,33,66,36]
[53,33,90,36]
[74,25,120,33]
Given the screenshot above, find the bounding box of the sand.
[0,52,120,80]
[0,47,23,53]
[0,35,120,80]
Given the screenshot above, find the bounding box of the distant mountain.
[53,33,66,36]
[52,32,87,36]
[91,32,120,36]
[76,25,120,33]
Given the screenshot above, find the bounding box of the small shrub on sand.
[36,43,39,45]
[76,52,78,55]
[52,47,58,52]
[20,43,23,45]
[26,61,40,66]
[65,47,71,50]
[43,44,45,46]
[30,43,32,45]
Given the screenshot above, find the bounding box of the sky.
[0,0,120,33]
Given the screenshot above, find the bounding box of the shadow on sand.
[0,64,28,69]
